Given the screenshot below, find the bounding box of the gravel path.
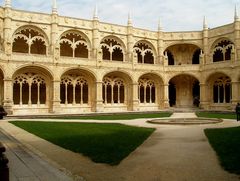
[0,113,240,181]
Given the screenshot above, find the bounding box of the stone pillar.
[3,78,13,115]
[234,18,240,61]
[157,28,164,65]
[232,81,240,104]
[95,81,103,112]
[51,80,61,113]
[163,84,169,108]
[51,13,59,63]
[3,7,12,56]
[132,83,139,111]
[127,23,133,63]
[92,16,99,61]
[203,25,209,64]
[200,83,209,109]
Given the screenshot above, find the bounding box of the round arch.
[12,65,54,115]
[102,71,133,110]
[168,74,200,107]
[134,40,157,55]
[138,73,164,107]
[164,43,202,65]
[163,42,202,51]
[12,25,50,45]
[210,37,234,50]
[58,29,92,49]
[99,35,127,51]
[205,72,232,105]
[59,68,96,109]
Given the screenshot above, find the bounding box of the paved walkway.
[0,125,74,181]
[0,113,240,181]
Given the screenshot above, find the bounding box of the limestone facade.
[0,2,240,115]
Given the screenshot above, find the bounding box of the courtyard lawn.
[10,121,155,165]
[196,112,236,120]
[52,112,172,120]
[204,127,240,175]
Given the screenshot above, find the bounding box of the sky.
[0,0,239,31]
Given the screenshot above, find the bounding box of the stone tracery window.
[133,42,154,64]
[213,40,234,62]
[60,75,88,105]
[138,79,156,103]
[13,73,46,106]
[12,27,47,55]
[100,38,124,61]
[213,76,231,103]
[102,77,125,104]
[60,31,89,58]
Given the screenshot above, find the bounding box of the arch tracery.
[12,27,48,55]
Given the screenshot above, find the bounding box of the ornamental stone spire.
[235,4,239,21]
[127,12,132,26]
[203,16,208,30]
[5,0,11,8]
[52,0,58,14]
[93,4,99,20]
[158,18,163,31]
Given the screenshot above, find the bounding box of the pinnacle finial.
[5,0,11,8]
[235,4,239,21]
[52,0,58,14]
[158,18,163,31]
[93,4,99,20]
[128,12,132,26]
[203,16,208,30]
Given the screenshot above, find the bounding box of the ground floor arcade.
[0,66,239,115]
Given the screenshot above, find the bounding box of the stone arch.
[206,72,232,105]
[168,74,200,107]
[59,30,91,58]
[211,38,234,62]
[102,71,132,111]
[133,40,156,64]
[12,25,49,55]
[164,43,202,65]
[138,73,164,108]
[100,35,126,62]
[12,65,53,115]
[60,68,96,112]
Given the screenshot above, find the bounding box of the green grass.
[204,127,240,175]
[196,112,236,120]
[10,121,155,165]
[51,112,172,120]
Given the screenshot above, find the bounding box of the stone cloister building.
[0,0,240,115]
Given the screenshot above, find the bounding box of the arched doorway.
[169,74,200,108]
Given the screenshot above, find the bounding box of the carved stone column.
[51,80,61,113]
[3,78,13,114]
[163,84,169,108]
[95,81,103,112]
[132,83,139,111]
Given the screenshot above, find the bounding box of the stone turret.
[5,0,11,8]
[52,0,58,14]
